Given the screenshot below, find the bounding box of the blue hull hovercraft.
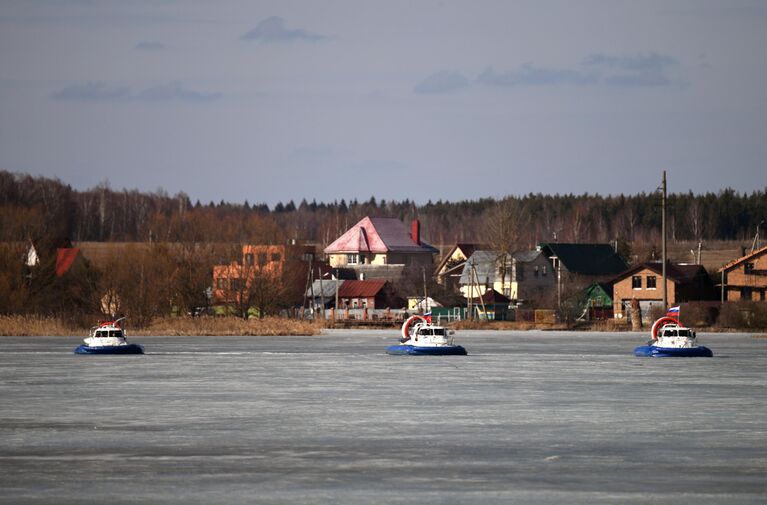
[74,318,144,355]
[386,314,467,356]
[634,316,712,358]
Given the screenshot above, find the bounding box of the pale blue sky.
[1,0,766,205]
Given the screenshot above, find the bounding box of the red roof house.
[336,279,403,309]
[324,217,438,270]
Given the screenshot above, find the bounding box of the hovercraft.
[634,316,712,357]
[386,314,467,356]
[74,318,144,355]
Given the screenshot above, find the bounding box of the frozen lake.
[1,329,766,504]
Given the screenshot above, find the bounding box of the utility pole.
[662,170,668,308]
[334,268,340,321]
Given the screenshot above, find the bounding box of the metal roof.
[337,279,388,298]
[306,279,344,299]
[539,243,627,276]
[324,217,439,254]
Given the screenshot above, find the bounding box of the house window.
[632,276,642,289]
[245,253,254,265]
[230,278,242,291]
[503,287,511,297]
[258,253,267,266]
[542,265,547,276]
[745,262,755,274]
[741,287,753,300]
[353,300,358,308]
[362,299,368,308]
[534,266,539,277]
[347,254,358,265]
[647,276,657,289]
[216,278,227,289]
[271,253,281,262]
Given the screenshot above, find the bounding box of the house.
[467,289,511,320]
[718,244,767,301]
[612,261,716,322]
[538,243,628,281]
[305,279,344,309]
[435,243,485,290]
[323,217,438,280]
[458,249,554,304]
[581,282,614,320]
[212,243,316,304]
[336,279,403,309]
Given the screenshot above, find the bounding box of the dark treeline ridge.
[2,170,766,247]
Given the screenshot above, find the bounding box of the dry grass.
[0,315,323,336]
[135,316,323,336]
[0,315,81,336]
[450,320,564,331]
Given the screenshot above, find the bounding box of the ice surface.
[1,330,766,504]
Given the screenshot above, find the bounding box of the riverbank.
[0,315,323,337]
[1,314,765,337]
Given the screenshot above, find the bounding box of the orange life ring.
[651,316,679,340]
[401,315,426,341]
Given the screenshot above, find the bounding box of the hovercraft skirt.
[74,344,144,355]
[386,344,467,356]
[634,345,713,358]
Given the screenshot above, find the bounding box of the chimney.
[411,219,421,245]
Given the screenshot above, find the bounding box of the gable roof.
[337,279,388,298]
[306,279,344,299]
[459,249,547,284]
[324,217,438,255]
[719,244,767,272]
[539,243,627,276]
[612,261,708,285]
[459,250,501,284]
[585,282,614,300]
[469,289,511,305]
[435,243,484,275]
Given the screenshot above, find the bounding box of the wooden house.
[336,279,403,309]
[467,289,512,320]
[582,282,614,320]
[718,244,767,301]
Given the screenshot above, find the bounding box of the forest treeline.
[2,170,766,247]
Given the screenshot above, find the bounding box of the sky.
[1,0,766,206]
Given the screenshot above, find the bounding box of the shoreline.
[1,315,765,337]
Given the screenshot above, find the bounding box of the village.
[25,212,766,333]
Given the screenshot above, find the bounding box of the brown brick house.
[612,261,715,322]
[212,244,316,304]
[718,244,767,301]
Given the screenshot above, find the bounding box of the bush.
[680,302,720,327]
[718,301,767,329]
